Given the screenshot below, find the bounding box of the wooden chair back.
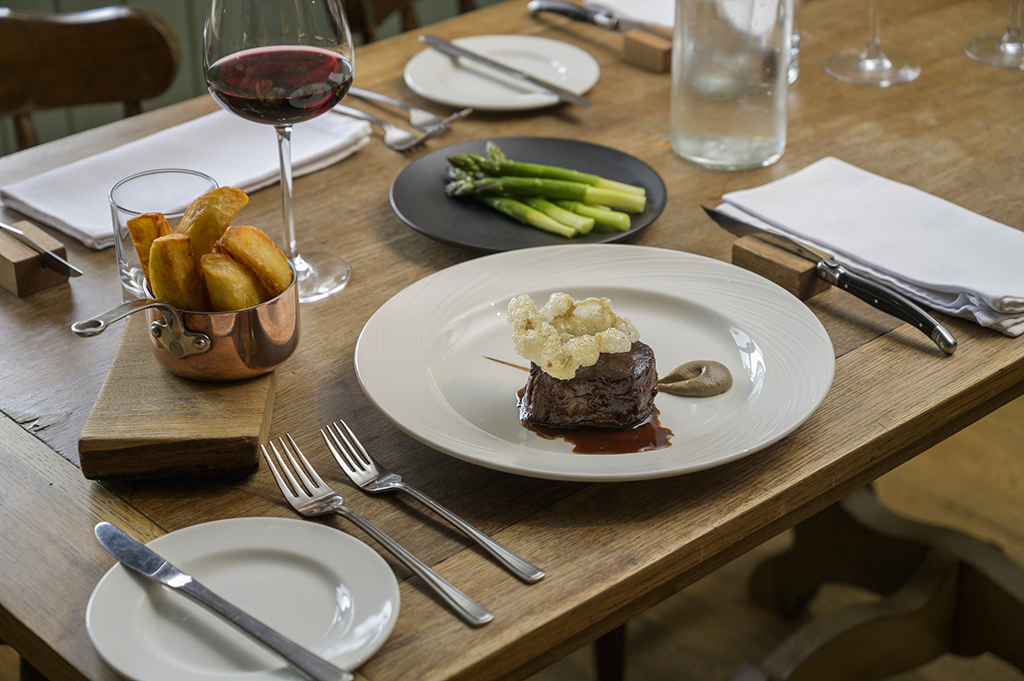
[347,0,477,43]
[0,6,179,150]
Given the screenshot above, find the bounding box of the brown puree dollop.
[657,361,733,397]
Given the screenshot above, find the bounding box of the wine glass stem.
[1005,0,1023,43]
[865,0,884,60]
[275,124,298,261]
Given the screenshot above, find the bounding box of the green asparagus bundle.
[444,142,645,238]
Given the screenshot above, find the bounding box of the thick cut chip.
[201,252,267,311]
[126,212,171,285]
[149,234,210,311]
[175,187,249,270]
[216,225,292,298]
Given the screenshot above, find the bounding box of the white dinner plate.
[86,518,400,681]
[403,35,600,111]
[355,244,835,482]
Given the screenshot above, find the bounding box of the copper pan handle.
[72,300,211,358]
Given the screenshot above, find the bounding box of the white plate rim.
[86,517,400,681]
[354,244,835,482]
[403,34,600,111]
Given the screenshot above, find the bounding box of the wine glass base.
[824,47,921,86]
[964,35,1024,69]
[292,252,351,303]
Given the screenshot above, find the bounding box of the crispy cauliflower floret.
[507,292,639,380]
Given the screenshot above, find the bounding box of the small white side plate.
[86,517,400,681]
[404,35,600,110]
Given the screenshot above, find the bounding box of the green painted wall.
[0,0,504,157]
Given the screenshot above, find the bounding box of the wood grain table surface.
[1,0,1022,679]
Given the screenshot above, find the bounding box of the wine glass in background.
[824,0,920,86]
[964,0,1024,69]
[204,0,354,303]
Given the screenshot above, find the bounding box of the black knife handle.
[526,0,611,28]
[820,262,957,354]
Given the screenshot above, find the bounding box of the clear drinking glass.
[110,168,219,302]
[964,0,1024,69]
[203,0,355,303]
[824,0,920,86]
[670,0,793,171]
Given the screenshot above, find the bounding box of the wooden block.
[732,235,831,300]
[78,313,276,480]
[0,220,70,296]
[623,28,672,73]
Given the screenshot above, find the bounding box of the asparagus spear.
[448,153,646,197]
[520,198,595,234]
[554,200,632,231]
[476,196,577,238]
[446,175,646,213]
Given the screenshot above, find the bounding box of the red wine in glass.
[205,0,355,303]
[207,46,353,125]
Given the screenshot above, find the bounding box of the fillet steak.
[519,341,658,429]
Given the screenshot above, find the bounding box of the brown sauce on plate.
[517,386,673,454]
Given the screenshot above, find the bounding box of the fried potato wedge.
[126,212,171,286]
[216,225,292,298]
[149,234,210,311]
[175,187,249,269]
[201,252,267,311]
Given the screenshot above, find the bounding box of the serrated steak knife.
[94,522,353,681]
[703,206,957,355]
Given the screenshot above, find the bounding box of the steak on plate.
[519,341,657,429]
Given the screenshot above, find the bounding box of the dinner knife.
[0,220,83,277]
[526,0,674,40]
[702,206,958,355]
[418,34,592,108]
[94,522,354,681]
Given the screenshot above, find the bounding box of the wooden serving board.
[78,314,275,480]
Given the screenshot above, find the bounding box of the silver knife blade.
[418,34,592,108]
[95,522,353,681]
[702,206,957,355]
[701,206,834,263]
[526,0,673,40]
[0,221,83,277]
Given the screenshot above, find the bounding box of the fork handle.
[335,506,494,627]
[399,484,546,583]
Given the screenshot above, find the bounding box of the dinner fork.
[322,420,546,584]
[332,105,447,152]
[348,87,473,132]
[262,435,494,627]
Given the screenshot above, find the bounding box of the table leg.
[594,624,626,681]
[737,486,1024,681]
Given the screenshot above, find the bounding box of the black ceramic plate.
[389,137,667,252]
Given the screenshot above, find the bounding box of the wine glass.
[824,0,920,86]
[204,0,354,303]
[964,0,1024,69]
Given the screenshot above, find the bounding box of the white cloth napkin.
[583,0,674,28]
[0,109,371,249]
[720,157,1024,337]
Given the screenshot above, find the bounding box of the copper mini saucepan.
[72,263,299,382]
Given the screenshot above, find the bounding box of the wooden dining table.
[1,0,1022,679]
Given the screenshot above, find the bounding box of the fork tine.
[335,420,371,466]
[261,443,296,499]
[281,434,328,491]
[269,438,309,496]
[321,422,361,470]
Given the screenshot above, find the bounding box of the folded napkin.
[583,0,674,28]
[720,157,1024,337]
[0,109,371,249]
